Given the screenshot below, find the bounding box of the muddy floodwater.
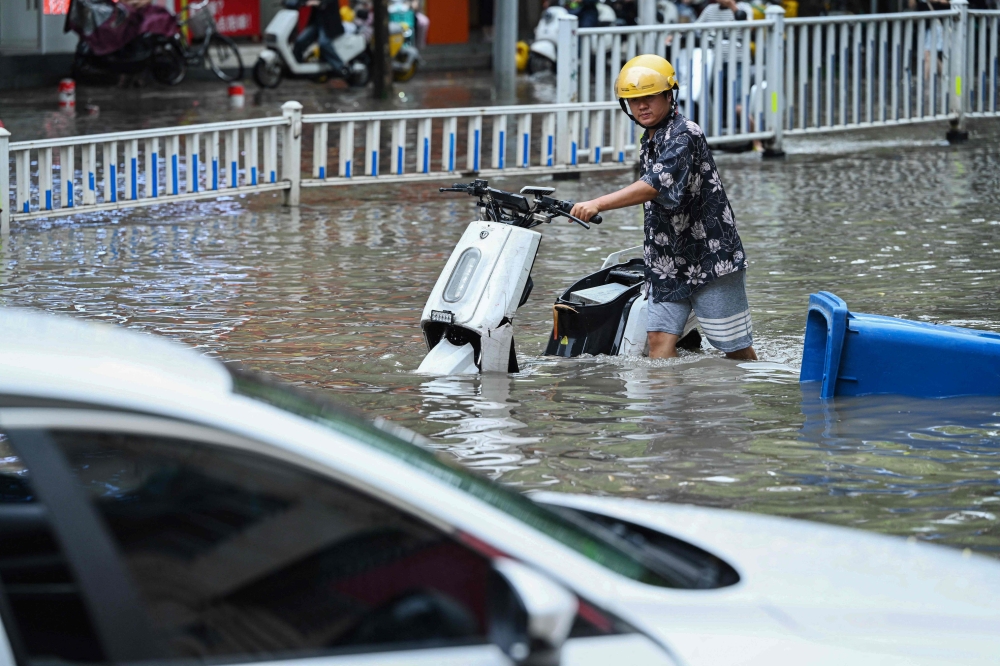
[2,118,999,555]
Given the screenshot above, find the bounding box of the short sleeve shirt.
[638,109,747,303]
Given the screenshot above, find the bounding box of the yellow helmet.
[340,5,356,22]
[615,54,678,99]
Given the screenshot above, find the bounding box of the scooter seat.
[569,282,630,305]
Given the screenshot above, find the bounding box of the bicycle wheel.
[205,33,244,82]
[151,39,187,85]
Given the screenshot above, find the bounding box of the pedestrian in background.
[293,0,350,79]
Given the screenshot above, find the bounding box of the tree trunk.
[372,0,393,99]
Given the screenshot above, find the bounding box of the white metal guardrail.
[301,101,641,191]
[573,0,997,141]
[2,1,997,231]
[0,100,640,232]
[575,17,781,146]
[0,105,300,232]
[968,9,1000,117]
[781,10,962,132]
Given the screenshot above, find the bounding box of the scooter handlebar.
[437,181,602,227]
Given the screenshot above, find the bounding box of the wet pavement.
[1,92,999,555]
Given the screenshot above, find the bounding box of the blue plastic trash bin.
[800,292,1000,399]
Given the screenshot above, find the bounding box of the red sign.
[43,0,70,14]
[177,0,260,37]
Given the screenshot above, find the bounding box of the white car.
[0,307,997,666]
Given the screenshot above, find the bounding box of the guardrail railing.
[968,9,1000,117]
[781,10,961,133]
[0,104,300,232]
[576,17,780,147]
[571,0,995,147]
[301,101,641,190]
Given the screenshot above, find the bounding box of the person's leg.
[690,270,757,360]
[292,24,319,63]
[647,298,693,359]
[648,331,681,358]
[317,26,348,75]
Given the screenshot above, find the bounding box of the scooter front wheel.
[151,40,187,86]
[252,57,283,89]
[348,51,372,88]
[527,52,555,75]
[393,58,417,82]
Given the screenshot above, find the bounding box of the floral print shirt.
[638,108,747,303]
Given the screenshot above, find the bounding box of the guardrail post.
[339,122,355,177]
[60,146,74,208]
[391,119,406,176]
[517,113,532,168]
[186,134,199,193]
[491,115,507,170]
[144,139,158,198]
[226,129,240,188]
[124,140,138,201]
[39,148,53,210]
[82,143,96,205]
[313,123,328,179]
[0,128,9,235]
[417,119,432,174]
[247,128,259,186]
[638,0,656,26]
[764,5,786,158]
[467,115,482,172]
[167,135,180,195]
[556,13,578,165]
[281,100,303,206]
[365,120,381,177]
[442,117,457,172]
[103,142,117,203]
[948,0,969,142]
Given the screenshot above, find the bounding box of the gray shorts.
[647,270,753,353]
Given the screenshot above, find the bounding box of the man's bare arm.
[570,181,659,222]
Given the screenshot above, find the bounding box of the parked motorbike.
[417,180,699,375]
[388,0,421,81]
[528,2,616,74]
[66,0,186,86]
[253,0,371,88]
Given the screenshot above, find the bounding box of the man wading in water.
[571,54,757,360]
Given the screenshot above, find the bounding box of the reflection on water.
[1,120,999,554]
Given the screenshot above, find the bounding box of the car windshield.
[230,369,678,588]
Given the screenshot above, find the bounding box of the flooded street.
[2,115,999,555]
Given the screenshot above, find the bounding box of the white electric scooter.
[528,3,617,74]
[417,180,699,375]
[253,0,371,88]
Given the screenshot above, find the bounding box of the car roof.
[0,308,233,403]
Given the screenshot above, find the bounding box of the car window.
[17,431,495,663]
[0,436,106,664]
[230,370,676,588]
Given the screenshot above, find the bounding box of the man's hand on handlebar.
[570,200,601,223]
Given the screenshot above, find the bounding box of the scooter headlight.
[443,248,481,303]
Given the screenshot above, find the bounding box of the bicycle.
[176,0,245,82]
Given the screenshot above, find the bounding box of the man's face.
[627,92,672,127]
